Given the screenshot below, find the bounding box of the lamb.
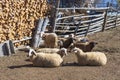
[27,47,67,67]
[71,47,107,66]
[41,32,58,48]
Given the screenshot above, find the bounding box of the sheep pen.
[0,27,120,80]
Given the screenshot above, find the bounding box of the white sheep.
[27,47,67,67]
[41,32,58,48]
[71,47,107,66]
[36,48,59,53]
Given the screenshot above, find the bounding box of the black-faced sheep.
[73,41,98,52]
[27,47,67,67]
[41,32,58,48]
[71,47,107,66]
[58,34,75,48]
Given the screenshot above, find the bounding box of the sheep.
[36,48,59,53]
[35,48,68,58]
[58,34,75,48]
[73,41,98,52]
[41,32,58,48]
[27,47,67,67]
[71,47,107,66]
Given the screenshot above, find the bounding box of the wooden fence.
[53,7,120,37]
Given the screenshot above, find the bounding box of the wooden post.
[32,17,49,48]
[114,10,118,27]
[102,2,109,31]
[38,17,49,46]
[52,0,60,32]
[0,40,15,57]
[85,16,91,36]
[102,9,108,31]
[74,17,81,36]
[32,18,44,48]
[8,40,15,54]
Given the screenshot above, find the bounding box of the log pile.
[0,0,48,47]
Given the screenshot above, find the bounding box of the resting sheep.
[58,34,74,48]
[41,32,58,48]
[27,47,67,67]
[36,48,59,53]
[73,41,97,52]
[71,47,107,66]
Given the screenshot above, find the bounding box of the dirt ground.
[0,27,120,80]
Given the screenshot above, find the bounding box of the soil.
[0,27,120,80]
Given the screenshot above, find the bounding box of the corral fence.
[50,2,120,37]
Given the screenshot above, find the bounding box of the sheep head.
[57,48,68,58]
[26,46,37,57]
[89,42,98,46]
[58,40,63,48]
[88,42,98,51]
[71,47,83,54]
[40,32,47,40]
[69,34,75,38]
[39,32,44,38]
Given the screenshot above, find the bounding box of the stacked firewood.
[0,0,48,47]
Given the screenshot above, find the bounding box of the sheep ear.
[72,48,78,53]
[28,49,37,56]
[61,48,67,54]
[40,32,44,37]
[32,49,37,56]
[73,50,78,53]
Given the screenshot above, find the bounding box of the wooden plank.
[106,23,116,27]
[56,16,104,25]
[55,30,74,33]
[105,25,115,30]
[88,27,102,32]
[81,16,104,24]
[56,24,89,28]
[57,7,109,10]
[106,19,115,23]
[13,37,32,43]
[116,24,120,27]
[91,19,104,25]
[87,28,102,35]
[89,23,103,29]
[81,14,104,19]
[57,14,84,21]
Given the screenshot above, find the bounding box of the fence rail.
[54,6,120,37]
